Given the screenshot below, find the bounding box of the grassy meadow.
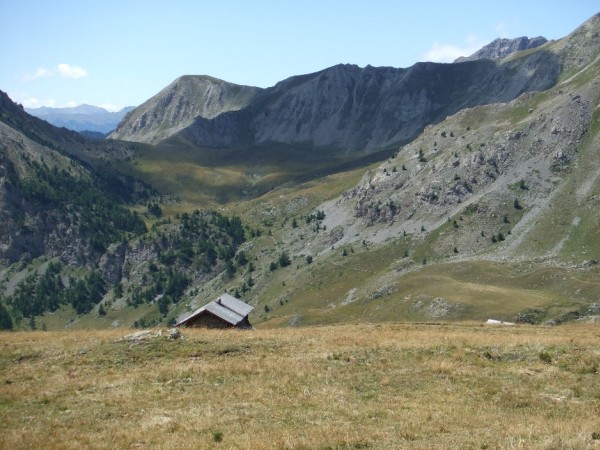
[1,323,599,449]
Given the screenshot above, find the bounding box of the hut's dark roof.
[175,294,253,327]
[217,293,253,317]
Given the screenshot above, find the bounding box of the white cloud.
[99,103,122,112]
[57,63,88,79]
[10,93,123,111]
[11,94,57,109]
[21,67,53,82]
[20,63,89,81]
[422,36,485,63]
[9,92,122,111]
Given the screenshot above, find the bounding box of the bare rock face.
[98,242,127,285]
[455,36,548,63]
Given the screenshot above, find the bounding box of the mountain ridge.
[112,47,561,153]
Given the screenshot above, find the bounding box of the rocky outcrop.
[98,242,127,284]
[455,36,548,63]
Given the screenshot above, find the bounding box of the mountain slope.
[0,91,139,166]
[310,11,600,253]
[109,75,262,143]
[1,91,87,150]
[241,53,558,151]
[1,92,251,329]
[0,100,149,266]
[27,104,135,134]
[112,47,563,206]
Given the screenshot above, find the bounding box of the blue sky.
[1,0,598,111]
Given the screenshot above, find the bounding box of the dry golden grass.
[1,323,599,449]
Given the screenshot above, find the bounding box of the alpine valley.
[1,13,600,331]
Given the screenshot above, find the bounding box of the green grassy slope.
[118,138,395,206]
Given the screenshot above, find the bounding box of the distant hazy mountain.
[454,36,548,62]
[26,104,135,134]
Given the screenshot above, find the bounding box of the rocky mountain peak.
[454,36,548,63]
[109,75,262,144]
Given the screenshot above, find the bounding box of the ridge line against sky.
[1,0,598,111]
